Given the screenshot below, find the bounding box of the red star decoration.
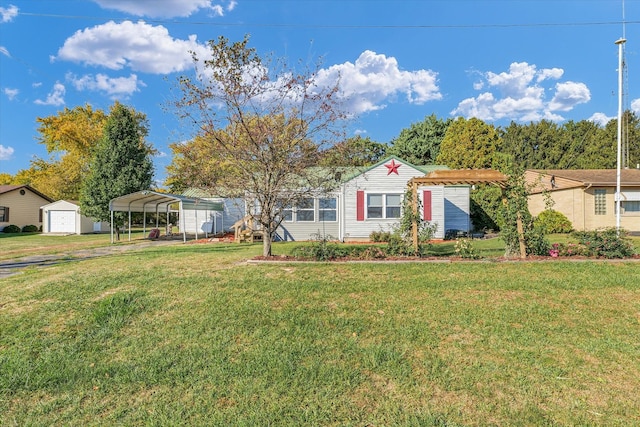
[385,159,402,175]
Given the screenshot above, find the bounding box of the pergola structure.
[407,169,527,258]
[109,190,223,243]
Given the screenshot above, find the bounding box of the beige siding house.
[0,185,54,232]
[525,169,640,232]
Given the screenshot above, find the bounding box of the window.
[296,198,315,222]
[367,194,383,218]
[623,200,640,213]
[319,198,337,222]
[0,206,8,222]
[385,194,402,218]
[594,189,607,215]
[281,206,293,222]
[367,194,401,219]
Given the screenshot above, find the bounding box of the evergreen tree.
[387,114,451,165]
[80,103,154,233]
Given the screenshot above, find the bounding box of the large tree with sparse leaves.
[80,103,154,236]
[170,35,348,256]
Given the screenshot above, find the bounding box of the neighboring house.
[273,156,471,241]
[0,185,53,232]
[525,169,640,232]
[181,188,245,236]
[41,200,110,234]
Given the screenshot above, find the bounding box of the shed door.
[50,211,76,233]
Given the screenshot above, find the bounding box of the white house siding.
[342,160,427,241]
[418,186,446,239]
[275,194,341,241]
[443,186,471,234]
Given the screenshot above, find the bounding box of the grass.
[1,235,640,425]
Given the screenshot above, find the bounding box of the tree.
[80,103,154,236]
[171,35,348,256]
[387,114,452,165]
[16,105,108,200]
[0,173,12,185]
[436,117,502,169]
[318,136,387,167]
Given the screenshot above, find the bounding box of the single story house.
[272,156,471,241]
[0,184,53,232]
[41,200,110,234]
[525,169,640,232]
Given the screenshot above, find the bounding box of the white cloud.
[631,98,640,115]
[67,72,145,98]
[452,62,590,122]
[56,21,207,74]
[92,0,237,18]
[0,46,9,57]
[548,81,590,112]
[3,87,18,100]
[588,112,613,126]
[315,50,441,114]
[0,5,18,23]
[0,144,14,161]
[34,82,66,106]
[354,129,367,135]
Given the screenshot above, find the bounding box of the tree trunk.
[262,228,272,257]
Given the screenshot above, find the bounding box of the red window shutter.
[356,190,365,221]
[423,190,432,221]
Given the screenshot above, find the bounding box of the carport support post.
[110,210,114,244]
[128,210,132,242]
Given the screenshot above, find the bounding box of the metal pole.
[615,37,626,235]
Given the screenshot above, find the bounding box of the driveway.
[0,240,181,279]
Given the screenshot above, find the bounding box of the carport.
[109,190,224,243]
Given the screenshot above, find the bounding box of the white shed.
[41,200,110,234]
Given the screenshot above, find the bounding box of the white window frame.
[622,200,640,215]
[318,197,337,222]
[296,197,315,222]
[367,193,402,219]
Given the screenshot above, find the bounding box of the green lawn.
[1,236,640,425]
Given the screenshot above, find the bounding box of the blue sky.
[0,0,637,183]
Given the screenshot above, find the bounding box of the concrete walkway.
[0,240,181,279]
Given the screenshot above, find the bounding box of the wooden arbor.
[407,169,527,259]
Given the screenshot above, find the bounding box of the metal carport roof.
[109,190,224,243]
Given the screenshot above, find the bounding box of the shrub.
[454,238,480,259]
[534,210,573,234]
[526,225,551,256]
[2,224,21,233]
[21,224,39,233]
[369,230,392,242]
[549,242,589,257]
[572,228,635,259]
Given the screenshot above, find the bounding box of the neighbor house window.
[367,194,401,219]
[0,206,8,222]
[319,198,337,222]
[594,189,607,215]
[623,200,640,213]
[296,198,315,222]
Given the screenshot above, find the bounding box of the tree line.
[316,111,640,172]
